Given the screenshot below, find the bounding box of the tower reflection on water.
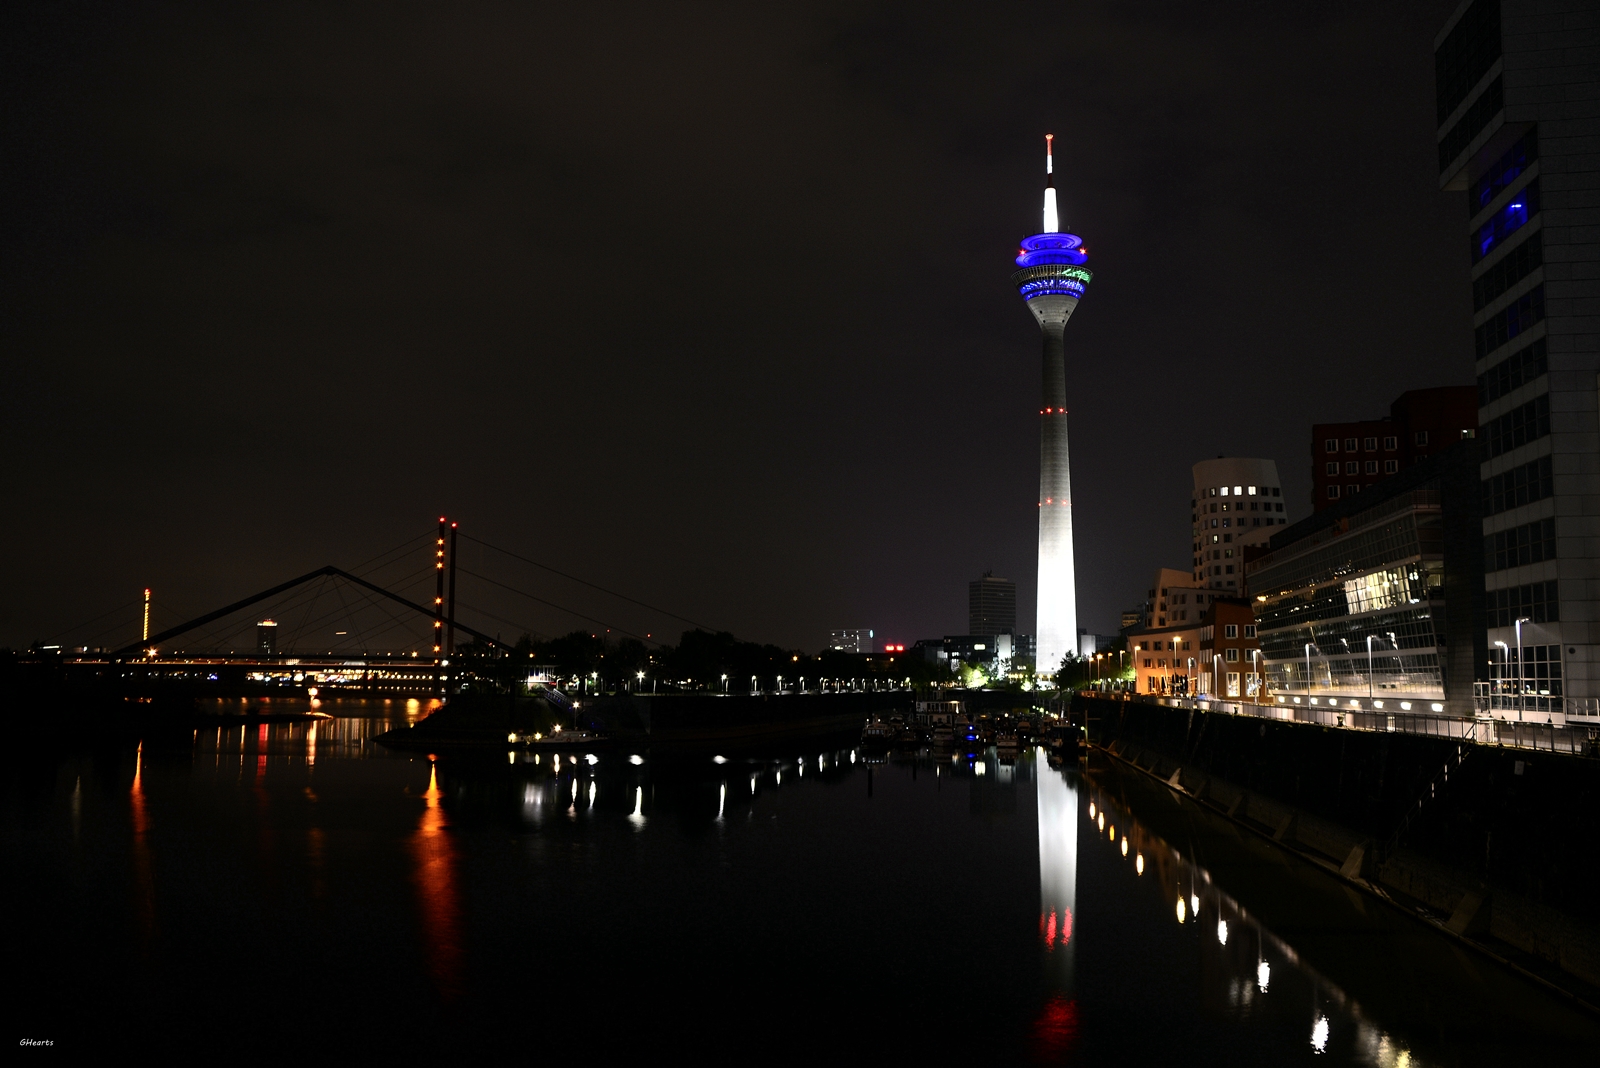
[1034,748,1080,1054]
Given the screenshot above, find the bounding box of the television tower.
[1012,134,1092,679]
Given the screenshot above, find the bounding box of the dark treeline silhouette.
[455,629,955,693]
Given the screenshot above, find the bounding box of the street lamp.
[1365,635,1375,704]
[721,673,728,693]
[1514,616,1531,718]
[1304,643,1313,699]
[1492,641,1508,707]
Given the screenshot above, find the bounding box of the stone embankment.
[1076,693,1600,1004]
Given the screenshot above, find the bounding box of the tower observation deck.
[1012,134,1092,679]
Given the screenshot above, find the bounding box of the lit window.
[1221,486,1229,496]
[1234,486,1242,495]
[1248,486,1257,495]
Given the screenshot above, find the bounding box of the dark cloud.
[2,1,1468,651]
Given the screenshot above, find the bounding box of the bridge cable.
[458,533,718,634]
[453,566,660,645]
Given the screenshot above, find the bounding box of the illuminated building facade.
[1012,135,1093,677]
[1247,442,1486,716]
[827,628,875,654]
[1191,458,1286,593]
[1434,0,1600,715]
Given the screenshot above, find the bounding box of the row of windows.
[1435,0,1501,125]
[1198,516,1286,529]
[1478,338,1547,407]
[1488,643,1561,682]
[1326,459,1400,477]
[1440,75,1503,173]
[1200,485,1280,498]
[1326,483,1389,499]
[1482,455,1552,517]
[1488,580,1559,629]
[1473,231,1541,311]
[1475,283,1543,359]
[1483,394,1549,459]
[1485,517,1556,573]
[1197,501,1284,514]
[1323,435,1401,453]
[1472,127,1537,215]
[1474,177,1538,264]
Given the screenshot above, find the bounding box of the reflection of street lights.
[1515,617,1531,717]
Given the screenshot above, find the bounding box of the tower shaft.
[1036,313,1076,675]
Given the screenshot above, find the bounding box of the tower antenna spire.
[1043,134,1059,233]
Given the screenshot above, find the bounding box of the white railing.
[1111,691,1597,754]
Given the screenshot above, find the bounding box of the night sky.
[3,2,1472,654]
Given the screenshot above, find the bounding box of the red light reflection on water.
[1031,994,1080,1060]
[130,743,157,946]
[410,761,463,1000]
[1040,908,1072,949]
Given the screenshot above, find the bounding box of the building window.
[1343,438,1357,451]
[1344,461,1359,475]
[1473,127,1537,213]
[1436,0,1501,124]
[1383,436,1397,450]
[1226,672,1240,697]
[1472,175,1538,264]
[1473,231,1543,312]
[1478,338,1547,406]
[1225,565,1234,574]
[1325,462,1338,476]
[1225,647,1239,662]
[1475,283,1545,360]
[1482,455,1553,516]
[1363,436,1376,450]
[1327,486,1340,499]
[1275,503,1283,512]
[1365,460,1378,475]
[1483,394,1550,459]
[1224,624,1238,638]
[1143,659,1152,669]
[1382,459,1397,474]
[1488,580,1559,628]
[1244,625,1256,638]
[1413,431,1428,447]
[1485,517,1557,572]
[1324,438,1338,453]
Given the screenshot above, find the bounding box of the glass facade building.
[1247,443,1486,716]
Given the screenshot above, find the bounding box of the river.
[6,699,1595,1062]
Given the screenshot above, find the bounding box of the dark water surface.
[7,700,1596,1062]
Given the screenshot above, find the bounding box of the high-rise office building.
[1012,135,1094,675]
[827,628,875,654]
[1191,458,1286,593]
[1435,0,1599,713]
[969,572,1018,637]
[256,619,278,656]
[1311,387,1480,510]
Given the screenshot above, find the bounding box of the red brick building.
[1198,598,1263,699]
[1311,386,1478,511]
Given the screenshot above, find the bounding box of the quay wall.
[1076,694,1600,990]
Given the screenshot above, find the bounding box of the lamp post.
[1213,653,1222,700]
[636,670,645,693]
[1366,635,1375,704]
[1492,641,1508,709]
[1305,643,1313,700]
[1514,616,1531,719]
[721,673,728,693]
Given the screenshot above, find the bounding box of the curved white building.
[1191,458,1287,592]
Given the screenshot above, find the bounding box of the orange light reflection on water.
[130,742,157,946]
[409,760,463,1000]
